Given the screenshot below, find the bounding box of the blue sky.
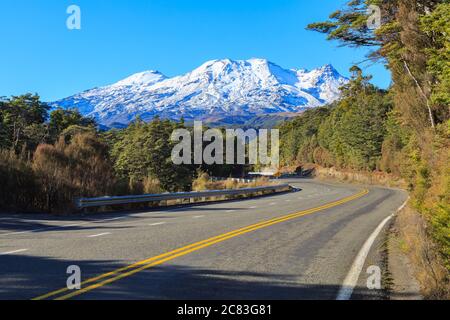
[0,0,391,101]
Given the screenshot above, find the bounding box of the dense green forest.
[280,0,449,273]
[280,67,392,171]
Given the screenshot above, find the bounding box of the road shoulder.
[386,215,423,300]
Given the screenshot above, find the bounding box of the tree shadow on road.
[0,218,136,235]
[0,254,419,300]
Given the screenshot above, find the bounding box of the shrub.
[224,179,239,190]
[143,176,162,194]
[192,171,210,191]
[32,133,115,213]
[0,150,39,212]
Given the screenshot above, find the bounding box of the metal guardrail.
[75,184,291,209]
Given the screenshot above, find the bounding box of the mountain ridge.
[51,58,348,127]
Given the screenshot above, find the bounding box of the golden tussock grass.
[394,206,449,299]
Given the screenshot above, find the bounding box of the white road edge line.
[336,197,410,300]
[87,232,111,238]
[149,222,166,226]
[0,249,29,256]
[193,215,205,219]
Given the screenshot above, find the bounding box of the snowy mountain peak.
[321,63,335,70]
[318,64,341,77]
[113,70,166,87]
[51,58,348,127]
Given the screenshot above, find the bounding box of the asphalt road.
[0,179,408,300]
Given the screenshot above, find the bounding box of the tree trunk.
[403,60,436,129]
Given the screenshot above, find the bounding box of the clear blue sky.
[0,0,391,101]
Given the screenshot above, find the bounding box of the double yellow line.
[33,189,369,300]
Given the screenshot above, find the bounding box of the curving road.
[0,179,407,300]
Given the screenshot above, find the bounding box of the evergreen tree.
[318,68,392,170]
[0,94,49,153]
[112,118,194,192]
[49,108,96,140]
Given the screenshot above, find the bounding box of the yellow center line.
[33,189,369,300]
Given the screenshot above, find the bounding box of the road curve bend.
[0,179,407,300]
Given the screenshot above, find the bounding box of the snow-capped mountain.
[51,58,348,127]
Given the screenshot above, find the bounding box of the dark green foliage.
[421,2,450,121]
[49,108,96,139]
[318,70,392,170]
[307,0,383,48]
[0,94,49,153]
[0,95,98,154]
[112,117,194,192]
[279,68,392,171]
[279,108,331,165]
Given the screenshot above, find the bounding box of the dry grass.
[193,172,274,192]
[192,172,211,191]
[394,206,449,299]
[143,176,163,194]
[312,166,407,189]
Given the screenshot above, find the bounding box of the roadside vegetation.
[0,98,253,213]
[279,0,449,296]
[192,171,273,192]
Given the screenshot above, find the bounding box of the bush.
[224,179,239,190]
[32,133,115,213]
[32,143,73,212]
[192,171,210,191]
[143,176,162,194]
[0,150,39,212]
